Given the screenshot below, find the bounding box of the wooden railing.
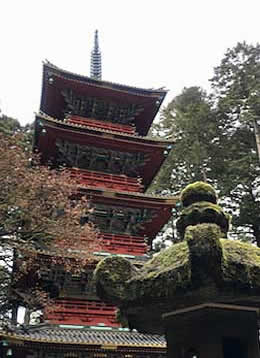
[70,168,143,192]
[101,233,148,256]
[45,299,119,326]
[67,115,136,135]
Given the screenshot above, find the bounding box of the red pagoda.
[0,31,177,358]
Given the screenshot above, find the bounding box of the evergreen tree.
[210,41,260,244]
[149,87,218,244]
[0,113,21,135]
[149,86,217,195]
[150,43,260,246]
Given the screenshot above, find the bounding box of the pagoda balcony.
[45,299,119,327]
[69,168,143,192]
[66,115,136,135]
[100,233,148,256]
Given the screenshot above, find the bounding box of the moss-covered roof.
[94,224,260,333]
[94,182,260,333]
[180,181,217,207]
[176,201,230,239]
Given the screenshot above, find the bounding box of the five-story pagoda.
[0,31,177,358]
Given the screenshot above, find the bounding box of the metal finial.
[90,30,102,80]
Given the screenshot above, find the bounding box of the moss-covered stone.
[94,181,260,333]
[222,239,260,291]
[127,240,191,301]
[95,222,260,333]
[185,224,223,286]
[176,201,230,239]
[180,181,217,207]
[93,256,137,304]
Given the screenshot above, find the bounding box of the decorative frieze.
[62,89,144,125]
[86,203,157,236]
[40,268,94,297]
[56,139,149,176]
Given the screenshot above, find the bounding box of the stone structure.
[95,182,260,358]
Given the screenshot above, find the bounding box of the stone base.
[163,303,260,358]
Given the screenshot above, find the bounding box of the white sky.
[1,0,260,125]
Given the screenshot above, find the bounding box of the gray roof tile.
[2,325,166,347]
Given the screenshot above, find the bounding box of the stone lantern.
[94,182,260,358]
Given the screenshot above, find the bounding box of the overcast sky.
[1,0,260,125]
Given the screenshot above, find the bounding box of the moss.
[132,236,260,301]
[124,235,260,305]
[181,181,217,207]
[94,242,191,305]
[139,241,189,278]
[93,256,137,303]
[94,181,260,332]
[223,240,260,266]
[94,228,260,331]
[185,223,223,242]
[176,201,230,239]
[125,241,191,301]
[221,239,260,290]
[185,224,223,285]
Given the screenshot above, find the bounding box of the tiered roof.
[40,61,167,136]
[35,112,174,189]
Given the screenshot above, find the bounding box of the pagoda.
[0,31,177,358]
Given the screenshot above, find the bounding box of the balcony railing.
[67,115,136,135]
[70,168,143,192]
[45,299,119,326]
[100,233,148,256]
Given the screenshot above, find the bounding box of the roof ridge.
[43,60,168,95]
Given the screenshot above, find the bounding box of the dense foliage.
[150,42,260,246]
[211,41,260,244]
[149,86,218,192]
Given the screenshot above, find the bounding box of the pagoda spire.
[90,30,102,80]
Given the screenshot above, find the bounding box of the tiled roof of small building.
[1,325,166,347]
